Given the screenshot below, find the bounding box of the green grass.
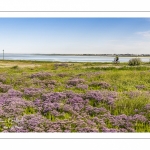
[1,60,150,132]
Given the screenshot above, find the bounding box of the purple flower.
[144,104,150,111]
[102,127,119,132]
[42,92,66,102]
[135,85,145,90]
[85,91,103,102]
[0,74,6,83]
[57,73,68,77]
[24,87,43,97]
[0,82,12,93]
[67,78,85,86]
[76,84,88,90]
[7,89,23,98]
[131,114,147,122]
[31,72,52,79]
[10,114,51,132]
[124,91,141,98]
[0,97,34,117]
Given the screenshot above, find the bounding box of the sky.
[0,18,150,54]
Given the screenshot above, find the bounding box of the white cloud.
[136,30,150,37]
[100,40,150,54]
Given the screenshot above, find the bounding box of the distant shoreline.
[1,53,150,59]
[33,54,150,57]
[2,53,150,57]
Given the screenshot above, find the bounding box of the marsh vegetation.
[0,60,150,132]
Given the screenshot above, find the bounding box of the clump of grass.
[128,58,142,66]
[11,65,19,69]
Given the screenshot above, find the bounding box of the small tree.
[128,58,142,66]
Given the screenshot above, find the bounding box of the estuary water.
[0,53,149,62]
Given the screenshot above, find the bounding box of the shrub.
[11,65,19,69]
[128,58,142,66]
[67,78,85,86]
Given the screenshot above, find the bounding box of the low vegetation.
[0,60,150,132]
[128,58,142,66]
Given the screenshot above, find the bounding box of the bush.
[128,58,142,66]
[11,65,19,69]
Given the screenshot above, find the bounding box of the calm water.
[0,53,149,62]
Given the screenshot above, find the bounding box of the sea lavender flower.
[102,91,118,99]
[0,74,6,83]
[119,128,128,132]
[0,93,10,104]
[125,91,141,98]
[7,89,23,98]
[110,114,133,129]
[85,105,93,113]
[85,91,103,102]
[93,107,107,114]
[135,85,145,90]
[44,80,57,85]
[76,84,88,90]
[131,114,147,123]
[126,127,135,132]
[99,81,111,88]
[33,99,43,111]
[11,114,51,132]
[30,72,52,79]
[31,78,43,85]
[67,96,85,105]
[42,92,66,102]
[102,127,119,132]
[9,126,29,132]
[0,97,34,117]
[67,78,85,86]
[65,91,83,98]
[66,85,73,88]
[76,127,99,132]
[24,87,43,97]
[66,96,86,112]
[0,82,12,92]
[144,104,150,112]
[85,71,104,78]
[42,102,60,113]
[86,119,97,127]
[106,96,115,105]
[57,73,68,77]
[50,110,60,117]
[85,106,107,116]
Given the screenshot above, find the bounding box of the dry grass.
[0,62,41,68]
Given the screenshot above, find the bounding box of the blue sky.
[0,18,150,54]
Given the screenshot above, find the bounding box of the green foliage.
[44,112,55,121]
[1,60,150,132]
[4,118,13,129]
[11,65,19,69]
[24,107,37,114]
[128,58,142,66]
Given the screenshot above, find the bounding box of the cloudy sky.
[0,18,150,54]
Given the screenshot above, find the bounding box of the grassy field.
[0,60,150,132]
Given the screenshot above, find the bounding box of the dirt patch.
[82,65,121,68]
[0,63,41,68]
